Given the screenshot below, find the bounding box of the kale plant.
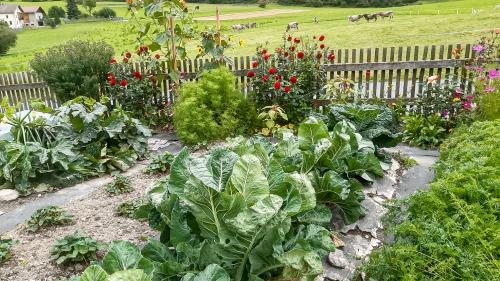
[50,232,104,265]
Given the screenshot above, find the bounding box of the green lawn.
[0,0,498,73]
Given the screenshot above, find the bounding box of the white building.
[21,6,45,27]
[0,4,24,29]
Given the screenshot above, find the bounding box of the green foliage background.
[362,120,500,280]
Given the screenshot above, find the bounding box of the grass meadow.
[0,0,498,72]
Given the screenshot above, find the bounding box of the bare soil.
[0,171,161,281]
[195,9,307,21]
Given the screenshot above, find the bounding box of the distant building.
[21,6,45,27]
[0,4,24,29]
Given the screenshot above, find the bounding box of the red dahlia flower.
[133,71,142,80]
[275,74,281,80]
[110,78,116,86]
[294,38,301,44]
[264,54,270,61]
[274,81,281,90]
[316,52,323,59]
[120,79,127,87]
[269,68,277,74]
[109,59,117,64]
[123,57,129,63]
[290,76,298,83]
[252,60,258,68]
[261,49,267,55]
[328,53,336,61]
[284,51,289,57]
[155,53,160,59]
[125,52,132,58]
[320,44,325,49]
[289,46,296,51]
[319,35,325,41]
[262,75,269,81]
[284,85,291,92]
[247,71,255,78]
[287,35,292,41]
[297,51,304,59]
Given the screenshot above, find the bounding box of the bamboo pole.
[169,16,179,94]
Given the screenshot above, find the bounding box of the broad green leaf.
[80,265,109,281]
[141,239,174,263]
[229,154,269,204]
[298,117,329,149]
[181,264,230,281]
[102,241,143,274]
[108,269,152,281]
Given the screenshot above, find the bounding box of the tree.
[44,18,58,29]
[95,7,116,18]
[0,21,17,55]
[48,6,66,20]
[82,0,96,15]
[30,40,114,102]
[66,0,81,19]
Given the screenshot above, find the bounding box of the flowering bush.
[247,34,334,123]
[106,47,172,127]
[465,31,499,121]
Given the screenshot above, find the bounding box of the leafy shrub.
[0,21,17,55]
[106,49,170,127]
[324,103,401,147]
[248,35,330,123]
[402,114,447,149]
[173,67,257,145]
[26,206,73,232]
[30,40,114,102]
[144,151,174,174]
[362,120,500,280]
[48,6,66,19]
[95,7,116,18]
[115,198,145,218]
[0,238,14,264]
[105,175,133,195]
[51,232,103,264]
[0,97,151,195]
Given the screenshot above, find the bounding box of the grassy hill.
[0,0,498,72]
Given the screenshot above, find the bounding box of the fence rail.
[0,43,474,111]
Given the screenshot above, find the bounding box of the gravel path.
[0,171,161,281]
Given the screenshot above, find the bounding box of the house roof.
[21,6,45,14]
[0,4,23,14]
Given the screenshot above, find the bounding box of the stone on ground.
[0,189,19,201]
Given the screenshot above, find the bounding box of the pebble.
[0,189,19,201]
[328,250,349,269]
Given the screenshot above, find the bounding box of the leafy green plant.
[362,120,500,281]
[26,206,74,233]
[390,152,417,170]
[95,7,116,18]
[257,104,291,136]
[0,238,15,264]
[144,151,175,174]
[0,96,151,195]
[115,199,145,219]
[51,232,104,265]
[324,103,401,147]
[30,40,113,102]
[105,175,133,195]
[402,114,447,149]
[173,67,257,145]
[0,21,17,55]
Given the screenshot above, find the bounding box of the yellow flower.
[261,128,270,136]
[453,97,460,102]
[239,38,245,47]
[196,47,203,55]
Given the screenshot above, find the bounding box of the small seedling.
[0,237,15,264]
[144,151,174,174]
[115,198,146,219]
[50,231,104,265]
[26,206,74,232]
[105,175,133,195]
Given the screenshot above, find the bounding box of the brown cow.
[362,13,378,22]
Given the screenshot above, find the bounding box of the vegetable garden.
[0,1,499,280]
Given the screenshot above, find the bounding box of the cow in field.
[286,22,299,32]
[232,24,246,31]
[347,15,363,23]
[250,22,257,28]
[362,13,378,22]
[377,11,393,20]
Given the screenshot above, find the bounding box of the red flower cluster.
[108,73,116,85]
[133,71,142,80]
[109,59,117,64]
[136,45,149,55]
[252,60,259,68]
[120,79,127,87]
[328,53,336,61]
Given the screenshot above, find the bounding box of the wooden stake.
[169,16,179,94]
[216,7,221,46]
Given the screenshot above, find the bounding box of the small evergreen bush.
[94,7,116,18]
[173,67,257,145]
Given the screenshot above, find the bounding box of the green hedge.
[362,120,500,280]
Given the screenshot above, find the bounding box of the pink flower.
[466,95,474,100]
[475,67,484,72]
[441,110,449,117]
[472,45,484,52]
[463,101,471,108]
[484,86,496,93]
[487,69,499,79]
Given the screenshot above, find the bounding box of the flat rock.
[0,189,19,201]
[341,197,386,238]
[328,250,349,268]
[342,234,381,259]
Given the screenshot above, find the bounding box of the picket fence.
[0,43,475,111]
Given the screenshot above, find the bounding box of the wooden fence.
[0,43,475,111]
